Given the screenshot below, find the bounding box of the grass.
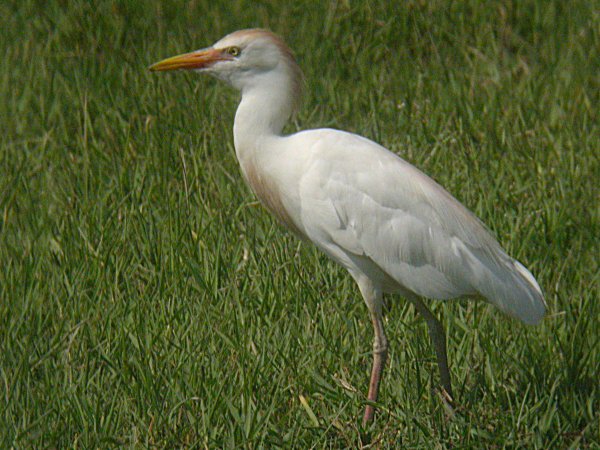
[1,0,598,447]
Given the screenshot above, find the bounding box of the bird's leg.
[411,298,453,402]
[363,308,388,427]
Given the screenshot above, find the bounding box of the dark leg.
[412,298,453,401]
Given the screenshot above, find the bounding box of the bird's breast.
[242,160,304,238]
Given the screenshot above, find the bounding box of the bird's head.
[150,29,303,104]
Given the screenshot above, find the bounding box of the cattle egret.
[150,29,546,426]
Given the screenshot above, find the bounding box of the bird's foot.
[436,387,457,420]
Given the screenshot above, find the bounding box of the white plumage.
[150,29,546,425]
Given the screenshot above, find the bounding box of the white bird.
[150,29,546,426]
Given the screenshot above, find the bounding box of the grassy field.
[1,0,598,447]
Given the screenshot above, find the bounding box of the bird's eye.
[227,46,241,57]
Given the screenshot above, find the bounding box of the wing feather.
[294,129,545,324]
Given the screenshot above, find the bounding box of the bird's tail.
[469,252,546,325]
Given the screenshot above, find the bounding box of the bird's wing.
[292,129,545,324]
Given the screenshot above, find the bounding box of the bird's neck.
[233,72,299,164]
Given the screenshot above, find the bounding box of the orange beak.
[149,48,229,72]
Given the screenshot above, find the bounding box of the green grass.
[1,0,598,447]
